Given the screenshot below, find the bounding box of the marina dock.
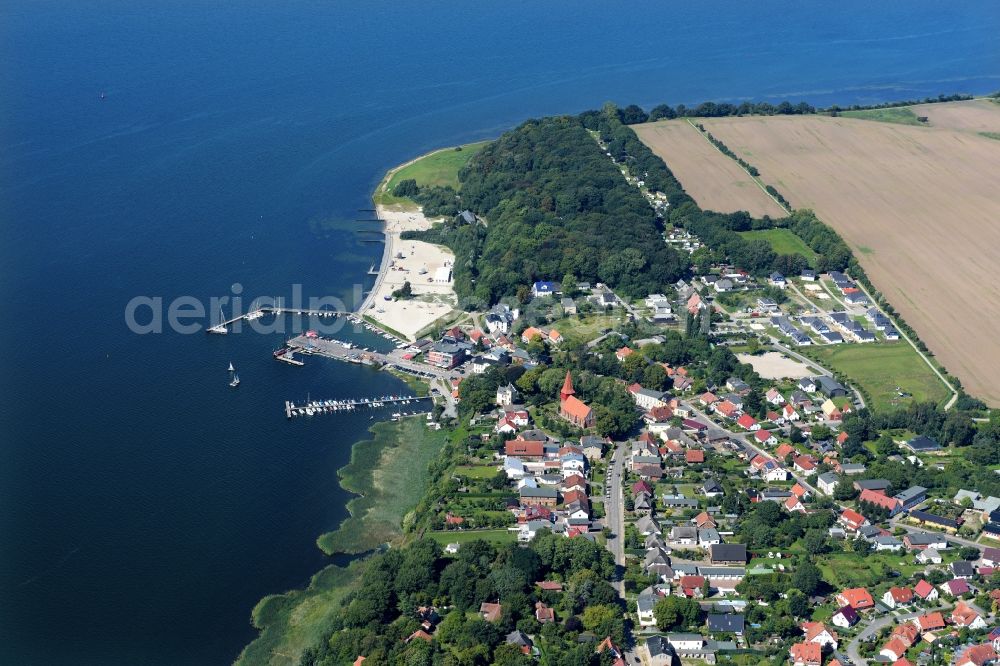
[284,395,432,419]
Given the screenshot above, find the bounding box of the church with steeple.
[558,370,594,428]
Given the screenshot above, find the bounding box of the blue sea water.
[0,1,997,663]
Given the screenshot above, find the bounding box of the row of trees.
[611,93,975,125]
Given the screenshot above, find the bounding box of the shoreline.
[238,148,468,665]
[356,197,459,341]
[236,416,448,666]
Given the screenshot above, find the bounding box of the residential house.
[802,621,839,649]
[956,645,997,666]
[839,509,870,532]
[736,413,759,431]
[531,281,557,298]
[905,533,948,551]
[881,638,910,662]
[707,614,744,636]
[836,588,874,610]
[637,587,660,628]
[670,526,698,546]
[535,601,555,624]
[709,544,747,564]
[645,635,673,666]
[873,535,903,552]
[913,579,939,602]
[913,612,946,633]
[817,472,839,496]
[882,587,914,608]
[916,548,943,565]
[790,642,822,666]
[952,601,987,630]
[952,560,976,580]
[859,488,903,516]
[753,429,778,447]
[831,605,860,628]
[479,602,502,623]
[940,578,971,597]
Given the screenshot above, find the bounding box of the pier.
[207,305,351,334]
[284,395,432,419]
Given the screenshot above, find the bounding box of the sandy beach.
[360,204,456,340]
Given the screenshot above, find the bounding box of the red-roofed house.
[715,400,739,419]
[790,642,822,666]
[776,443,796,459]
[505,438,545,459]
[406,629,433,643]
[952,601,987,630]
[616,346,634,362]
[881,638,910,661]
[859,488,902,516]
[879,637,910,661]
[891,622,920,647]
[791,483,809,498]
[783,403,800,422]
[913,580,938,602]
[736,413,759,430]
[679,575,706,598]
[836,588,874,610]
[801,621,838,649]
[686,449,705,464]
[694,511,716,528]
[956,645,997,666]
[882,587,914,608]
[754,429,778,446]
[839,509,869,532]
[785,496,806,513]
[793,455,817,475]
[521,327,544,343]
[700,391,719,406]
[913,612,946,632]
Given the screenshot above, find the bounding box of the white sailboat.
[228,362,235,372]
[229,363,240,388]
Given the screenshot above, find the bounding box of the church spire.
[560,370,575,402]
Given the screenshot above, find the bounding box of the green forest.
[300,534,620,666]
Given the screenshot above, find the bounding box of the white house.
[637,589,658,628]
[632,388,668,411]
[817,473,839,496]
[496,383,518,407]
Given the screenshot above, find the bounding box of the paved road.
[845,607,948,665]
[605,443,626,596]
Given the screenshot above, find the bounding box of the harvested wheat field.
[688,113,1000,405]
[633,120,787,218]
[912,98,1000,134]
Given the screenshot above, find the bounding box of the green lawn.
[738,229,819,265]
[807,343,949,411]
[552,313,623,345]
[427,529,517,545]
[317,417,449,554]
[841,107,925,126]
[816,551,920,590]
[454,464,499,480]
[375,141,489,206]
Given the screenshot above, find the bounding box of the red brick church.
[559,371,594,428]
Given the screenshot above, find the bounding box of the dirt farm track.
[637,102,1000,405]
